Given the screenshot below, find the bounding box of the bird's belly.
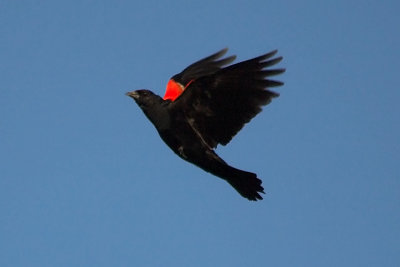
[158,127,205,162]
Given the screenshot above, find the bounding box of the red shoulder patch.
[163,79,184,101]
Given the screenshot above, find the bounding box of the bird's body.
[127,48,285,201]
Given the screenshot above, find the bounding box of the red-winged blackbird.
[126,48,284,201]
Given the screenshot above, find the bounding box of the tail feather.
[225,167,264,201]
[193,151,265,201]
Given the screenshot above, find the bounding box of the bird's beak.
[125,91,139,99]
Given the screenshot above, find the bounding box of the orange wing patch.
[163,79,196,101]
[163,79,184,101]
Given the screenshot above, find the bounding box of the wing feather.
[172,48,237,86]
[171,50,285,148]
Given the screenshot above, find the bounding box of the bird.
[126,48,285,201]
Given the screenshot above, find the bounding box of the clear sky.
[1,0,399,266]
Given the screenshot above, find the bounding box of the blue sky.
[1,0,399,266]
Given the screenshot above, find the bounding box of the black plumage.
[126,48,285,200]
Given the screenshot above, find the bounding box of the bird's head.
[126,89,169,127]
[126,89,164,110]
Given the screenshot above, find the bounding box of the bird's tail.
[194,151,265,201]
[206,161,264,201]
[223,165,265,201]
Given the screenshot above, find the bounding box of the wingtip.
[212,47,230,59]
[219,47,229,54]
[263,49,278,59]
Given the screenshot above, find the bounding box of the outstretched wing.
[163,48,236,101]
[171,50,285,148]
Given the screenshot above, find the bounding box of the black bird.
[126,48,285,200]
